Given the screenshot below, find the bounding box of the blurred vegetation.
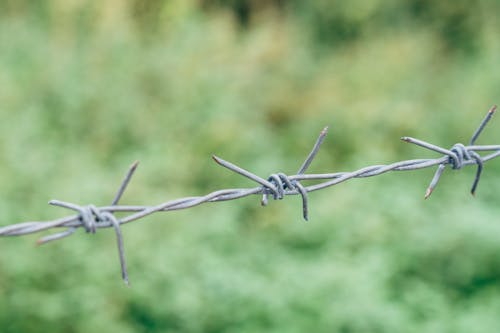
[1,0,500,332]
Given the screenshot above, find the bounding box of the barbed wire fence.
[1,106,499,286]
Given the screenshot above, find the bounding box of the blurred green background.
[1,1,500,332]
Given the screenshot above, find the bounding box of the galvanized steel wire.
[1,106,500,285]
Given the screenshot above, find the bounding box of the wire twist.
[0,107,499,285]
[262,172,309,220]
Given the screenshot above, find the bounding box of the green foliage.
[1,1,500,332]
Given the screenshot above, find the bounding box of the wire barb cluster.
[1,106,499,285]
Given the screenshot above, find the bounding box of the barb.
[402,105,497,198]
[1,107,499,284]
[36,161,139,286]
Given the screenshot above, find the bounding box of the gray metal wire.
[1,106,499,285]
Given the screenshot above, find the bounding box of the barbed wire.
[1,106,500,286]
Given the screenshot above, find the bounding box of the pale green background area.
[1,1,500,332]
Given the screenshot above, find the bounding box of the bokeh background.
[1,1,500,332]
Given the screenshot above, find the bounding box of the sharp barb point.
[129,161,139,173]
[297,125,329,175]
[120,271,129,286]
[212,155,226,166]
[470,106,497,145]
[112,160,140,206]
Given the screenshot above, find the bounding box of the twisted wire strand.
[1,106,499,285]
